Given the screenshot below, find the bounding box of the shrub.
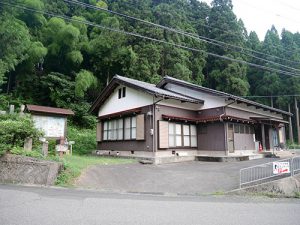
[67,125,96,155]
[0,113,43,156]
[48,139,57,156]
[10,146,43,158]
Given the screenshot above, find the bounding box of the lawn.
[55,155,135,187]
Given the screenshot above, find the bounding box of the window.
[122,87,126,97]
[118,89,122,99]
[168,123,197,147]
[190,125,197,147]
[239,124,245,134]
[183,125,190,147]
[131,116,136,139]
[169,123,176,147]
[103,121,108,140]
[117,119,123,140]
[124,117,131,140]
[234,124,239,133]
[233,123,254,135]
[118,87,126,99]
[103,116,136,141]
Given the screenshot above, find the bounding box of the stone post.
[42,141,49,157]
[24,138,33,151]
[9,105,14,114]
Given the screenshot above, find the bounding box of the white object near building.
[25,104,74,139]
[273,162,290,175]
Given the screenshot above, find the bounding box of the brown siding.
[97,106,153,151]
[155,105,198,151]
[234,133,255,150]
[198,123,226,151]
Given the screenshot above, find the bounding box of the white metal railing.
[239,156,300,188]
[292,157,300,175]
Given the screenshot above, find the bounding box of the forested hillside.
[1,0,300,129]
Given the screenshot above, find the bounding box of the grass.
[212,191,225,196]
[294,192,300,198]
[55,155,135,187]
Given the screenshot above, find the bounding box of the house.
[25,104,74,139]
[90,75,292,159]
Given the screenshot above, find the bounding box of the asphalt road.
[1,184,300,225]
[76,158,280,194]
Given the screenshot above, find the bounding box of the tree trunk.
[270,97,274,108]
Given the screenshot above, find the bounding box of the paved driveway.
[75,158,283,195]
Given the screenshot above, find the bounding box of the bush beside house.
[0,114,42,156]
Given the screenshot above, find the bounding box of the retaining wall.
[0,154,63,186]
[230,174,300,197]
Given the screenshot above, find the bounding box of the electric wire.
[63,0,300,66]
[2,1,300,79]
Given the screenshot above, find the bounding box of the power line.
[277,0,300,12]
[63,0,300,70]
[238,0,300,24]
[2,1,300,79]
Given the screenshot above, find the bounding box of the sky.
[202,0,300,40]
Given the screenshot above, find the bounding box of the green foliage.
[10,146,43,158]
[0,14,31,87]
[0,94,24,111]
[0,114,43,156]
[75,70,97,98]
[47,139,57,156]
[67,125,97,155]
[0,0,300,138]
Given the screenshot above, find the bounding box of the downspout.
[152,96,164,155]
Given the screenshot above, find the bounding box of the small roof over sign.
[25,104,74,116]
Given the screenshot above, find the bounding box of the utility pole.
[288,103,294,144]
[294,97,300,144]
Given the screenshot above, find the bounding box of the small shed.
[25,104,74,139]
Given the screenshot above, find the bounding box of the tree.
[0,14,32,91]
[206,0,249,95]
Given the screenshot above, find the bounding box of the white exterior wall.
[158,99,199,110]
[228,103,283,119]
[98,85,153,117]
[164,83,284,119]
[164,83,226,110]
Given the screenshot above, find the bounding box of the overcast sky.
[202,0,300,40]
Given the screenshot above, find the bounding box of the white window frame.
[168,122,197,148]
[104,116,136,141]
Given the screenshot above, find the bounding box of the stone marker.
[42,141,49,157]
[24,138,33,151]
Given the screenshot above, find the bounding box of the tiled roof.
[114,75,203,104]
[26,104,74,116]
[157,76,292,116]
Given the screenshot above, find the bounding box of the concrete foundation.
[0,154,63,186]
[92,149,266,164]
